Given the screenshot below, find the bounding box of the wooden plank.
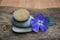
[0,6,60,40]
[0,0,2,4]
[0,0,60,9]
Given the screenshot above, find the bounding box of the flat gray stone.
[11,16,34,28]
[12,26,32,33]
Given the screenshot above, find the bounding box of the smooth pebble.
[12,26,32,33]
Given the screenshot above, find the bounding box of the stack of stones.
[11,9,34,33]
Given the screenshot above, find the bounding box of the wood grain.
[0,0,2,4]
[0,0,60,9]
[0,6,60,40]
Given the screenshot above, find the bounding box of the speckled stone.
[13,9,30,21]
[11,16,34,28]
[12,26,32,33]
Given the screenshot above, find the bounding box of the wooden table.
[0,6,60,40]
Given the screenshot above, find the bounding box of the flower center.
[38,20,43,25]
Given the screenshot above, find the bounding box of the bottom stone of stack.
[12,26,32,33]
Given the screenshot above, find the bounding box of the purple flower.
[30,13,50,32]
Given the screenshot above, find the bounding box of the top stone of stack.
[13,9,30,21]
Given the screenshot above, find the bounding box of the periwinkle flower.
[30,13,50,32]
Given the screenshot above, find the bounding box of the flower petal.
[43,17,50,25]
[32,23,39,32]
[39,25,48,32]
[30,18,38,25]
[35,13,44,20]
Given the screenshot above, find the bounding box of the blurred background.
[0,0,60,9]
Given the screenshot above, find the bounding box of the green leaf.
[45,16,56,26]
